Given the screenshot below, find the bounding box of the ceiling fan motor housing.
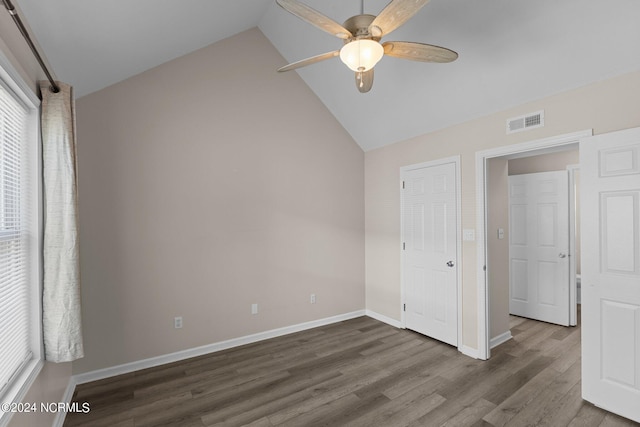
[342,14,381,43]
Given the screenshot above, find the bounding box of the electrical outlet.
[310,294,316,304]
[174,316,183,329]
[251,303,258,315]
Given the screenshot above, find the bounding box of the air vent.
[506,110,544,134]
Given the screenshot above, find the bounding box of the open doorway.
[475,129,592,360]
[486,149,579,349]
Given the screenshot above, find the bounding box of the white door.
[508,171,570,326]
[581,127,640,423]
[402,161,458,346]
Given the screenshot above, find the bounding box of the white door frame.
[475,130,592,360]
[401,155,462,352]
[567,163,580,326]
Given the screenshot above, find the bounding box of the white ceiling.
[15,0,640,151]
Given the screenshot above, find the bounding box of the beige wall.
[1,10,72,427]
[73,28,365,374]
[508,150,579,175]
[365,70,640,350]
[487,157,509,342]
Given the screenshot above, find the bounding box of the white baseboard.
[365,310,403,328]
[460,344,481,359]
[60,308,488,420]
[52,376,78,427]
[490,331,513,349]
[366,311,483,361]
[365,311,484,362]
[73,310,366,385]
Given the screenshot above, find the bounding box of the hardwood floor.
[64,313,639,427]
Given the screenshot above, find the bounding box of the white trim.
[475,155,489,360]
[399,156,461,172]
[73,310,365,385]
[475,129,592,360]
[0,47,43,427]
[400,156,462,353]
[490,331,513,349]
[52,376,78,427]
[0,360,43,427]
[567,163,580,326]
[460,345,481,359]
[0,50,40,107]
[366,310,403,328]
[56,308,416,425]
[455,158,463,353]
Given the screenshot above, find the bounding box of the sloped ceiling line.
[15,0,640,151]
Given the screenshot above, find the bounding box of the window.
[0,58,42,418]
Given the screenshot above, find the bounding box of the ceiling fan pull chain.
[361,0,364,15]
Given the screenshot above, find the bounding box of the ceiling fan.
[276,0,458,93]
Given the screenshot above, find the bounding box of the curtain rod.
[2,0,60,93]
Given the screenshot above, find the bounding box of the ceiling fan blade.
[369,0,430,37]
[277,50,340,72]
[276,0,352,39]
[383,41,458,63]
[355,69,374,93]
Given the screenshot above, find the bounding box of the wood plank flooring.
[64,313,639,427]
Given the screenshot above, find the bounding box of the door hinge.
[403,303,406,312]
[402,242,405,250]
[402,181,405,189]
[483,265,487,271]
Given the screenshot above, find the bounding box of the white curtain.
[40,81,84,362]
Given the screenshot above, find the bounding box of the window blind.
[0,82,32,398]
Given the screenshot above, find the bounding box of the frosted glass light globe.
[339,40,384,72]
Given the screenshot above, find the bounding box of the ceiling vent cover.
[507,110,544,134]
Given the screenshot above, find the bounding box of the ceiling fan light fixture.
[339,39,384,72]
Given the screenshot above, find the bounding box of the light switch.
[498,228,504,239]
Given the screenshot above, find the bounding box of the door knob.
[447,261,455,267]
[558,253,567,258]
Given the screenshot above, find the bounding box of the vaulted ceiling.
[15,0,640,151]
